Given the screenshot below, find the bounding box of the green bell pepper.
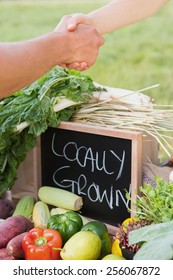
[81,220,112,258]
[47,211,83,244]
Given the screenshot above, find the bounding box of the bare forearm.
[89,0,169,34]
[0,23,103,98]
[0,33,66,98]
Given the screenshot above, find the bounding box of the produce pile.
[1,66,173,196]
[0,186,114,260]
[1,177,173,260]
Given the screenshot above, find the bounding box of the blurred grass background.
[0,0,173,106]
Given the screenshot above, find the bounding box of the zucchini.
[32,201,50,229]
[38,186,83,211]
[12,195,35,219]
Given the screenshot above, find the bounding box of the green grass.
[0,0,173,105]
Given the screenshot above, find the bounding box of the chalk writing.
[52,133,125,180]
[53,167,131,210]
[51,133,130,210]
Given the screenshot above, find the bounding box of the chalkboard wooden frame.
[39,122,143,234]
[40,121,143,233]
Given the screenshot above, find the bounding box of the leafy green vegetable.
[128,222,173,259]
[0,66,103,196]
[134,177,173,223]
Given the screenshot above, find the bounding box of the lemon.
[60,230,102,260]
[102,253,126,260]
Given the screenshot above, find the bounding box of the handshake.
[0,13,104,98]
[54,13,104,71]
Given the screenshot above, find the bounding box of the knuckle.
[90,25,97,32]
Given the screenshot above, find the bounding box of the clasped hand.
[55,13,102,71]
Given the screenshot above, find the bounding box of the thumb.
[67,15,80,31]
[67,14,91,31]
[67,22,77,31]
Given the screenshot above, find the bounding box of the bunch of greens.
[134,177,173,223]
[0,66,102,196]
[129,221,173,260]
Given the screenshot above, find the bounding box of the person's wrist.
[52,30,75,65]
[87,14,98,30]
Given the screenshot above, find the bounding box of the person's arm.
[67,0,169,35]
[0,22,104,98]
[62,0,168,71]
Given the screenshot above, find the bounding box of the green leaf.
[133,233,173,260]
[129,222,173,259]
[129,222,173,244]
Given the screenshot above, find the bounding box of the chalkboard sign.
[41,122,142,228]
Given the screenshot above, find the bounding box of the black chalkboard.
[40,122,142,227]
